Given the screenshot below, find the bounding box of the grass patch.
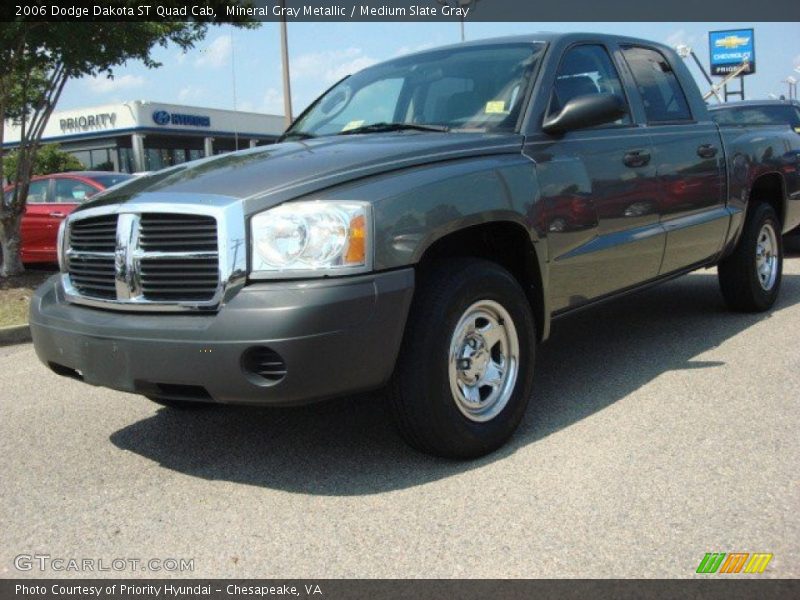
[0,267,56,328]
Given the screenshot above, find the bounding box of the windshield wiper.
[278,131,317,142]
[337,122,449,135]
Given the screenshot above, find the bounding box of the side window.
[621,46,692,123]
[54,179,97,203]
[26,180,49,204]
[549,44,630,125]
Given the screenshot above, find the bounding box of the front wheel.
[389,258,536,459]
[718,203,783,312]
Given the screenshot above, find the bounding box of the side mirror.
[542,93,627,134]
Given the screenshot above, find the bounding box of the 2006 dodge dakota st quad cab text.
[30,34,800,458]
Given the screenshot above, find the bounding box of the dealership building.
[3,101,285,173]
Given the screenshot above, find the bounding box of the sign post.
[708,28,755,101]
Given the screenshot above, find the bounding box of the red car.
[3,171,134,264]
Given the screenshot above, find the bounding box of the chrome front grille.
[69,214,117,252]
[67,256,117,299]
[139,214,218,252]
[140,257,219,301]
[64,208,229,311]
[67,215,119,299]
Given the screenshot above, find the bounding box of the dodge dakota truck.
[30,33,800,458]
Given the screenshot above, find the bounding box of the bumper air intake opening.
[49,362,84,381]
[135,381,213,403]
[241,346,287,385]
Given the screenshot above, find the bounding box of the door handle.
[623,150,651,168]
[48,211,66,218]
[697,144,718,159]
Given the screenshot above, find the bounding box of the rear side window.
[712,105,800,127]
[54,179,97,203]
[622,46,692,123]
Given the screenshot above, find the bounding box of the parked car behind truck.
[3,171,135,263]
[30,34,800,458]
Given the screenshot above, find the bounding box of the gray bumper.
[29,270,414,406]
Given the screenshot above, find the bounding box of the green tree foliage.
[3,144,85,182]
[0,7,256,275]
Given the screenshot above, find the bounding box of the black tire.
[718,202,783,312]
[147,396,213,410]
[389,258,536,459]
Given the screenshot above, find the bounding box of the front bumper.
[29,269,414,406]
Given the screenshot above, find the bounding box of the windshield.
[287,43,545,138]
[711,105,800,127]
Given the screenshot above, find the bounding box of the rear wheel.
[390,258,536,458]
[718,202,782,312]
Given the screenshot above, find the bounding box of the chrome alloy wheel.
[755,222,779,291]
[448,300,520,423]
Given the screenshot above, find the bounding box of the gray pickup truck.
[30,33,800,458]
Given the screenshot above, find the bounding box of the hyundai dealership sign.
[709,28,756,76]
[152,110,211,127]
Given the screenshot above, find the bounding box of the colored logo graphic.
[714,35,750,50]
[152,110,171,125]
[696,553,773,574]
[708,29,756,76]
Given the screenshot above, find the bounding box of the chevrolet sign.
[709,29,756,76]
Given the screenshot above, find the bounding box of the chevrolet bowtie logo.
[715,35,750,49]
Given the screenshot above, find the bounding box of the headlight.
[250,201,371,278]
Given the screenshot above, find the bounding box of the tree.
[0,7,255,276]
[3,144,84,182]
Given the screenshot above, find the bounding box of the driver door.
[526,43,664,312]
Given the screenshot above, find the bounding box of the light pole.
[439,0,479,42]
[279,0,293,128]
[784,76,797,101]
[675,44,721,102]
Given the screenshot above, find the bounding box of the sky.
[56,22,800,118]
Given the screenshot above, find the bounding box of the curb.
[0,323,31,346]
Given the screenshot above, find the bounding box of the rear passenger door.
[621,45,727,273]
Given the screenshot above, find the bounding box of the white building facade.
[3,101,285,173]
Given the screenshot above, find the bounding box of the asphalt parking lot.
[2,257,799,579]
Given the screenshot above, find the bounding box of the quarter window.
[622,46,692,123]
[549,45,630,125]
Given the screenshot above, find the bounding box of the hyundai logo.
[152,110,171,125]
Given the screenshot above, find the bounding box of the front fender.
[308,153,543,270]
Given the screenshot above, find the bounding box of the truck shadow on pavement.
[110,268,800,495]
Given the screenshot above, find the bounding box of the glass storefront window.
[118,148,134,173]
[145,148,165,171]
[90,148,115,171]
[71,151,91,169]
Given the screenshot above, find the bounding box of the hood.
[78,131,523,214]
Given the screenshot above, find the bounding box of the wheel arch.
[748,171,786,228]
[414,220,549,341]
